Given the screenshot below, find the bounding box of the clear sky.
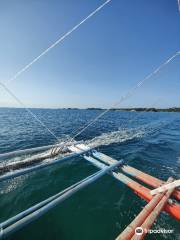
[0,0,179,108]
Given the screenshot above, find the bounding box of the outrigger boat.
[0,1,180,239]
[0,143,179,239]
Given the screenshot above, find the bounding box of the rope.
[6,0,112,85]
[0,81,59,141]
[1,0,179,156]
[119,98,162,130]
[0,147,90,183]
[71,51,180,139]
[0,0,113,145]
[51,51,180,154]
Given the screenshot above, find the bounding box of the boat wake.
[0,120,167,177]
[86,127,146,148]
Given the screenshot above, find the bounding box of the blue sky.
[0,0,179,108]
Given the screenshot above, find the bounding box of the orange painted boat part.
[116,178,173,240]
[122,165,180,201]
[125,178,180,220]
[91,152,180,219]
[116,194,165,240]
[132,178,175,240]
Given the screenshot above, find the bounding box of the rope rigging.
[6,0,112,85]
[0,0,113,143]
[0,2,179,239]
[0,0,179,159]
[0,51,179,158]
[50,51,180,155]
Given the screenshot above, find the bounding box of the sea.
[0,108,179,240]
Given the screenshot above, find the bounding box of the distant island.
[0,107,180,112]
[86,107,180,112]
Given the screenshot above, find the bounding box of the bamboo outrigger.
[0,1,179,239]
[0,143,179,239]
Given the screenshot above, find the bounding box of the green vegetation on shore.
[0,107,180,112]
[86,107,180,112]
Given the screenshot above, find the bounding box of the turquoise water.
[0,108,179,240]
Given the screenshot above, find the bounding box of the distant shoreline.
[0,107,180,112]
[86,107,180,112]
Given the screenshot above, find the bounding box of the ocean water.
[0,108,179,240]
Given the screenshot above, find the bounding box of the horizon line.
[0,106,179,110]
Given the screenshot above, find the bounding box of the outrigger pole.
[0,144,179,239]
[120,164,180,201]
[0,160,122,239]
[151,179,180,195]
[0,147,89,182]
[116,177,175,240]
[71,145,180,220]
[132,182,175,240]
[0,143,62,160]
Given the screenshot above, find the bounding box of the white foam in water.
[85,127,146,148]
[177,156,180,164]
[85,119,168,149]
[0,121,166,175]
